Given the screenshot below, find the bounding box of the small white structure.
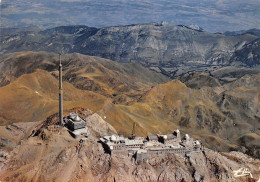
[64,112,88,139]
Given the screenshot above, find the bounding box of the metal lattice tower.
[59,54,64,126]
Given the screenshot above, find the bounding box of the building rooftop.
[147,135,158,140]
[64,112,87,131]
[99,129,201,157]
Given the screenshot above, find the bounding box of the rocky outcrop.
[86,113,117,137]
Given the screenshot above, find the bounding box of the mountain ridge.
[1,23,259,77]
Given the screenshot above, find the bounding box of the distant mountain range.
[1,23,260,77]
[224,28,260,37]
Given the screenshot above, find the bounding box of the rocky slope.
[0,111,259,182]
[179,73,221,89]
[1,23,259,77]
[230,38,260,66]
[72,23,256,66]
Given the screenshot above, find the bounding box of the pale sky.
[1,0,260,32]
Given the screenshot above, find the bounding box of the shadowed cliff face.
[230,38,260,66]
[0,51,260,159]
[0,111,259,182]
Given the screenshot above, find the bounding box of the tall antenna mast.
[59,53,63,126]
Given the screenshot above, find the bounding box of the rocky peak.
[0,110,259,181]
[186,24,204,32]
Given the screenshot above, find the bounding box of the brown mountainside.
[0,51,260,159]
[0,69,106,125]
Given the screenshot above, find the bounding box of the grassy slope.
[0,69,106,125]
